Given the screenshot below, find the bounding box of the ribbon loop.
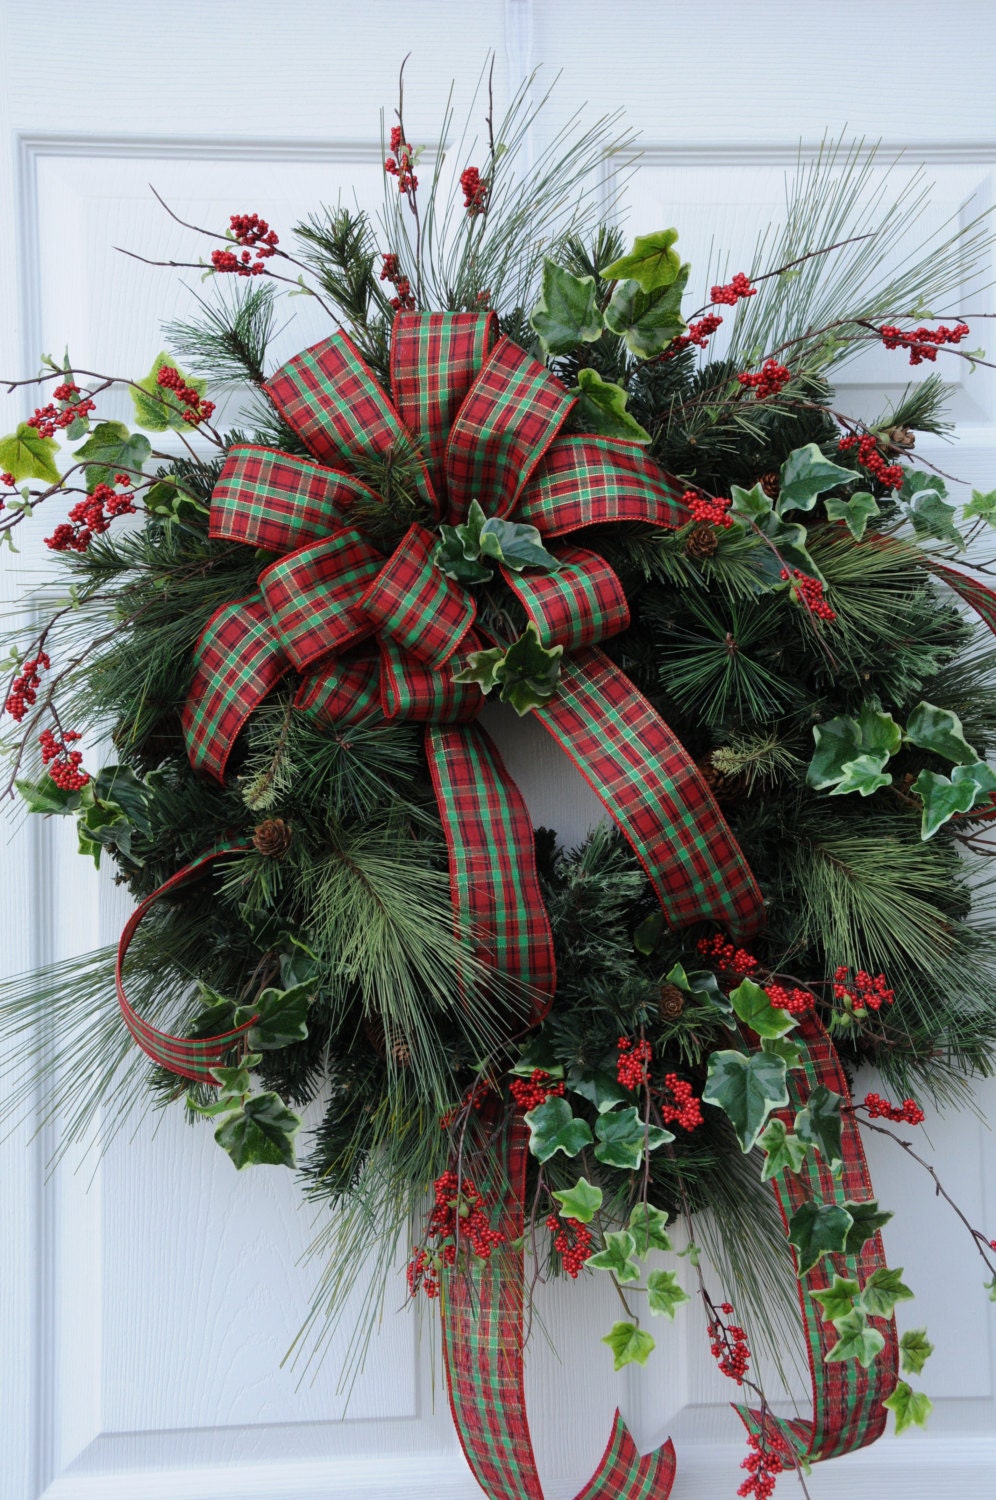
[296,647,381,727]
[445,338,576,524]
[209,443,375,554]
[502,544,630,650]
[359,522,476,667]
[515,435,690,537]
[380,633,484,722]
[182,596,288,782]
[259,530,381,672]
[391,310,500,503]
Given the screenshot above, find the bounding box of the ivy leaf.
[434,525,494,584]
[702,1050,789,1153]
[131,352,208,431]
[901,468,947,501]
[905,701,979,764]
[665,962,734,1021]
[807,705,901,792]
[883,1380,933,1434]
[234,981,311,1050]
[830,753,894,798]
[512,1036,564,1077]
[497,624,564,714]
[907,487,964,550]
[856,1267,915,1320]
[810,1274,861,1327]
[634,909,665,955]
[478,516,561,573]
[842,1198,893,1256]
[214,1091,302,1169]
[209,1054,261,1102]
[825,490,880,540]
[569,1068,631,1113]
[454,642,506,693]
[757,509,825,581]
[729,977,796,1038]
[77,796,132,866]
[601,1320,656,1371]
[586,1229,642,1283]
[964,487,996,524]
[0,423,61,485]
[92,765,154,837]
[604,265,690,359]
[628,1203,673,1255]
[646,1269,690,1319]
[75,420,151,490]
[777,444,856,514]
[729,482,773,523]
[15,776,84,815]
[911,762,996,840]
[594,1104,673,1170]
[529,257,603,356]
[761,1034,804,1068]
[523,1096,593,1163]
[551,1177,603,1224]
[757,1118,809,1182]
[899,1327,934,1375]
[570,368,651,445]
[601,229,682,292]
[787,1199,854,1274]
[795,1085,844,1174]
[825,1308,886,1368]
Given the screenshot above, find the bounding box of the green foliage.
[604,266,689,360]
[857,1266,914,1319]
[899,1327,934,1375]
[552,1177,603,1223]
[165,280,277,387]
[777,444,855,514]
[787,1199,853,1273]
[435,498,560,581]
[883,1381,933,1434]
[842,1199,892,1255]
[702,1050,789,1152]
[75,420,151,489]
[825,1309,886,1368]
[0,422,61,483]
[455,623,563,713]
[530,257,602,355]
[601,230,683,291]
[524,1096,593,1162]
[795,1085,844,1174]
[811,1274,860,1326]
[131,353,207,431]
[601,1320,656,1370]
[757,1118,809,1181]
[825,491,879,539]
[628,1203,673,1254]
[593,1104,672,1169]
[570,368,651,443]
[729,978,796,1038]
[214,1092,302,1170]
[646,1269,690,1318]
[586,1228,641,1282]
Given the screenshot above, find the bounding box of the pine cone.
[685,521,719,559]
[252,818,292,858]
[886,425,916,451]
[758,470,780,500]
[363,1016,411,1067]
[697,755,748,807]
[659,983,686,1018]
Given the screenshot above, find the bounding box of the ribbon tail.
[117,843,255,1082]
[425,723,555,1025]
[441,1118,676,1500]
[736,1015,899,1465]
[533,648,764,940]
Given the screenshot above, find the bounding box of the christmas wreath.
[4,68,996,1499]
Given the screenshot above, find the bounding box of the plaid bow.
[177,313,761,1020]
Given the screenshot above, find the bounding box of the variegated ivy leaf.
[756,1117,809,1182]
[454,624,564,714]
[964,486,996,524]
[0,422,61,485]
[729,977,796,1038]
[702,1050,789,1153]
[523,1096,593,1163]
[795,1085,844,1175]
[569,368,651,444]
[806,703,901,793]
[646,1269,690,1319]
[628,1203,673,1255]
[824,490,880,540]
[841,1198,893,1256]
[905,702,980,764]
[856,1267,914,1320]
[601,229,683,292]
[214,1091,302,1170]
[551,1177,603,1224]
[601,1320,656,1370]
[529,257,603,356]
[594,1104,673,1170]
[810,1274,861,1327]
[825,1309,886,1369]
[586,1229,641,1282]
[787,1199,853,1274]
[883,1380,933,1434]
[899,1327,934,1375]
[776,443,856,514]
[911,763,996,840]
[604,264,689,360]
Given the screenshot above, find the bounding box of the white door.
[2,3,995,1497]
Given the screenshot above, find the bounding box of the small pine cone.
[886,425,916,451]
[252,818,292,858]
[758,470,780,500]
[697,755,748,807]
[659,982,686,1019]
[685,521,719,559]
[392,1039,412,1068]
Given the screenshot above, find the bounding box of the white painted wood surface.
[1,3,994,1496]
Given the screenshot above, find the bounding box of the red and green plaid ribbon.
[442,1115,677,1500]
[736,1013,899,1463]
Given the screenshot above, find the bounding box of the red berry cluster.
[26,383,96,439]
[697,934,759,975]
[546,1213,593,1277]
[155,365,216,426]
[660,312,724,360]
[509,1068,565,1113]
[660,1073,703,1131]
[45,475,136,553]
[617,1036,652,1090]
[738,1427,793,1500]
[836,432,904,492]
[880,321,969,366]
[682,489,734,529]
[863,1092,925,1125]
[211,212,279,276]
[765,983,812,1017]
[1,471,15,487]
[380,252,415,312]
[711,273,756,306]
[439,1079,492,1130]
[737,359,791,399]
[708,1302,751,1383]
[833,966,894,1013]
[385,125,418,192]
[779,567,837,622]
[39,727,89,790]
[5,651,50,722]
[406,1171,506,1298]
[460,165,489,216]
